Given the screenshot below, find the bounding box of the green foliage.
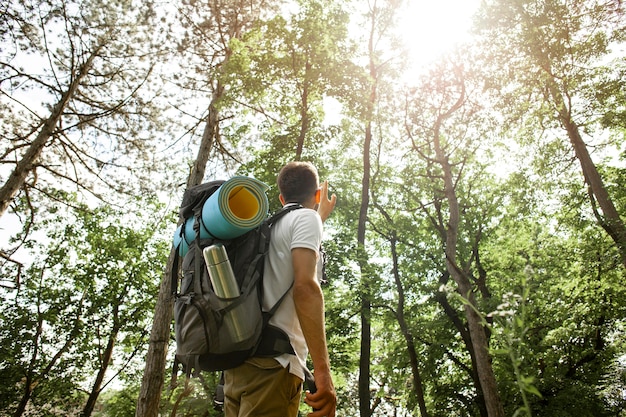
[158,373,223,417]
[0,193,172,415]
[490,276,540,417]
[2,0,626,416]
[220,0,359,166]
[94,386,140,417]
[481,170,626,416]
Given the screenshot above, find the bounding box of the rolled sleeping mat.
[172,176,270,257]
[173,224,183,254]
[199,176,270,240]
[173,217,194,257]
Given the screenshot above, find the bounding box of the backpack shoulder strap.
[267,203,303,225]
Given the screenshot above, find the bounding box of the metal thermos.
[203,244,240,299]
[203,244,245,342]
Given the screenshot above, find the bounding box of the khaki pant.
[224,357,303,417]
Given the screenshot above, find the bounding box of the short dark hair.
[277,161,319,204]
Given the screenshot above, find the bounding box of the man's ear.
[315,189,321,204]
[279,194,286,206]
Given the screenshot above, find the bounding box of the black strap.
[170,246,181,295]
[198,217,227,240]
[268,204,303,225]
[170,356,180,388]
[256,324,295,356]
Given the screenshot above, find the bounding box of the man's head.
[277,161,320,205]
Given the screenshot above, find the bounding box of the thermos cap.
[203,244,228,264]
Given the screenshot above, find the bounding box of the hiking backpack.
[171,180,300,375]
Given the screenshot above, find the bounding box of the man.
[223,161,337,417]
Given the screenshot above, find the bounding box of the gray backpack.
[171,181,300,375]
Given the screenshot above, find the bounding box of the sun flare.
[397,0,481,66]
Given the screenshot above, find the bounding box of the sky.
[398,0,482,66]
[323,0,482,126]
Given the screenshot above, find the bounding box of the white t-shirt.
[262,205,323,380]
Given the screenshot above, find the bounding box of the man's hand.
[304,370,336,417]
[317,180,337,223]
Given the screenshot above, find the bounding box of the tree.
[482,164,626,416]
[221,0,356,178]
[77,203,169,417]
[135,1,280,415]
[402,57,506,416]
[0,193,169,416]
[352,1,407,414]
[476,0,626,268]
[369,192,430,416]
[0,0,166,222]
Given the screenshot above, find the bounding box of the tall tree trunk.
[432,106,505,416]
[548,85,626,269]
[81,333,117,417]
[188,85,225,188]
[389,235,429,417]
[358,8,380,414]
[135,249,174,417]
[358,120,372,417]
[81,302,122,417]
[0,47,100,218]
[508,0,626,269]
[295,61,311,161]
[135,82,223,417]
[436,273,488,417]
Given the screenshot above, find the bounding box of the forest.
[1,0,625,416]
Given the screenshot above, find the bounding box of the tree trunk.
[0,47,100,218]
[13,379,33,417]
[358,10,379,414]
[136,81,223,417]
[432,109,505,416]
[81,333,117,416]
[358,119,372,417]
[295,61,311,161]
[557,95,626,269]
[525,33,626,269]
[135,248,176,417]
[389,236,429,417]
[436,273,488,417]
[82,303,122,417]
[188,84,225,188]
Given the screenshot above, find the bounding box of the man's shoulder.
[289,207,320,219]
[289,208,322,228]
